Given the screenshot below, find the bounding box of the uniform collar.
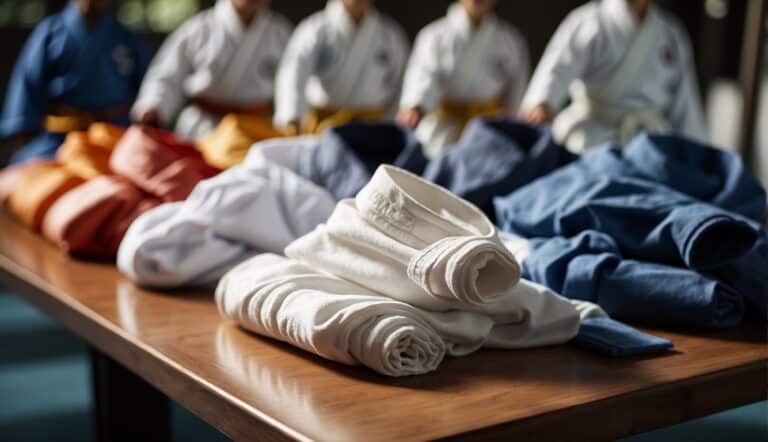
[62,1,114,40]
[601,0,658,35]
[325,0,376,36]
[215,0,268,38]
[446,2,495,36]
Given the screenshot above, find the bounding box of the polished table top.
[0,213,765,441]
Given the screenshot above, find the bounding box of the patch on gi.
[315,45,335,73]
[661,42,677,65]
[112,45,135,76]
[260,55,279,79]
[375,49,390,66]
[491,56,508,80]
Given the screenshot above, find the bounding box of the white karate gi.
[522,0,707,152]
[217,166,582,376]
[117,154,335,288]
[400,3,531,159]
[273,0,410,128]
[131,0,292,139]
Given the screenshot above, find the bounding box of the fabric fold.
[109,125,220,201]
[117,161,335,287]
[216,254,447,377]
[7,162,85,229]
[286,165,521,311]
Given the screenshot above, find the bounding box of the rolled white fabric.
[216,254,447,377]
[217,254,581,376]
[118,162,335,287]
[286,165,521,310]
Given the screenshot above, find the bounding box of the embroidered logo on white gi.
[369,192,414,231]
[661,43,677,66]
[260,55,279,79]
[112,45,134,76]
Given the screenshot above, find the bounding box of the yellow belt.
[434,99,505,138]
[303,107,386,135]
[44,103,130,133]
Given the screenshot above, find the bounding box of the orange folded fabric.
[42,176,160,259]
[198,114,285,169]
[56,123,125,179]
[0,160,48,206]
[110,125,220,201]
[7,162,85,229]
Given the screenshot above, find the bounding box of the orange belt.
[434,98,505,139]
[44,103,130,133]
[192,97,272,118]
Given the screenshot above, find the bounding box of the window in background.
[116,0,199,32]
[0,0,47,28]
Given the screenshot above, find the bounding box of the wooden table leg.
[90,348,171,442]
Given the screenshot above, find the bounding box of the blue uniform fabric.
[573,317,673,357]
[523,231,745,329]
[423,119,575,220]
[495,133,766,325]
[298,123,428,200]
[0,3,149,163]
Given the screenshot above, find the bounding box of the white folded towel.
[117,162,335,287]
[286,165,521,310]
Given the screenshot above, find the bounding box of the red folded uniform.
[110,125,220,201]
[42,175,160,259]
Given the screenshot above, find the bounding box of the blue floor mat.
[0,290,764,441]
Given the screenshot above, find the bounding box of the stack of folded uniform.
[2,123,124,230]
[216,165,667,377]
[1,124,221,260]
[494,133,768,327]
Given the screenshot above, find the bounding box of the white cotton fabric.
[521,0,706,152]
[400,3,530,158]
[131,0,292,139]
[244,134,319,173]
[273,0,410,127]
[218,166,581,376]
[117,161,335,288]
[286,165,523,310]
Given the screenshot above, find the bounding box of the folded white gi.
[117,160,335,287]
[219,166,581,376]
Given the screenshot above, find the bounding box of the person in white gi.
[273,0,410,135]
[519,0,707,153]
[131,0,292,139]
[397,0,530,159]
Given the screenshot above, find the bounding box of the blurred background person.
[0,0,148,164]
[131,0,292,140]
[519,0,707,153]
[273,0,409,135]
[397,0,530,159]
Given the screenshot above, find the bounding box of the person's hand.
[396,106,424,129]
[282,120,301,136]
[135,108,161,127]
[520,103,554,125]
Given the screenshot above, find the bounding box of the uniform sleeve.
[521,9,598,112]
[502,27,531,116]
[398,27,443,113]
[130,21,195,126]
[0,22,51,138]
[273,20,318,127]
[666,26,707,142]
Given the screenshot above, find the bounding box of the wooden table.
[0,213,765,441]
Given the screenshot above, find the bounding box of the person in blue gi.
[0,0,149,165]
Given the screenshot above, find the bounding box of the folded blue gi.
[423,119,575,219]
[494,133,765,326]
[298,123,428,200]
[523,231,745,329]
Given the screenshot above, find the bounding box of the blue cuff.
[573,317,673,357]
